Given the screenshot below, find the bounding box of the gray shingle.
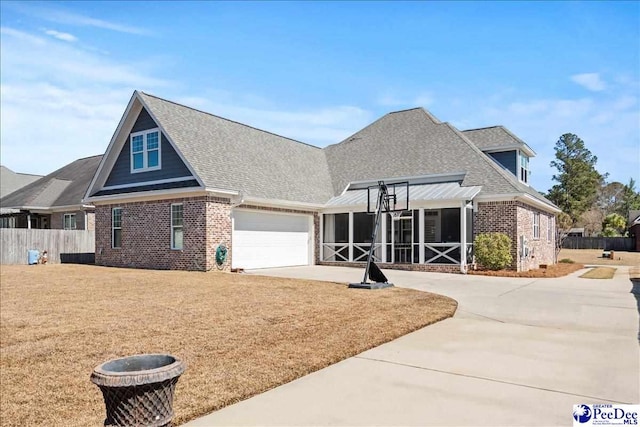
[130,94,556,211]
[139,92,335,205]
[462,126,535,155]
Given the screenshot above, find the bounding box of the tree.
[596,181,625,215]
[601,213,626,237]
[577,208,604,236]
[617,178,640,218]
[547,133,606,224]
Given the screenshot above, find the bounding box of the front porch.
[320,205,474,273]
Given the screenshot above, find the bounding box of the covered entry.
[231,209,312,269]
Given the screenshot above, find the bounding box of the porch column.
[27,214,31,229]
[390,216,395,263]
[348,211,354,262]
[419,208,425,264]
[319,213,324,262]
[381,213,387,263]
[460,201,467,273]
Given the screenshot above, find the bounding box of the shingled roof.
[0,166,42,198]
[324,108,555,209]
[463,126,535,156]
[1,155,102,209]
[138,92,334,205]
[89,92,557,212]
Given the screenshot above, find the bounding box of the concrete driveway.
[185,266,639,426]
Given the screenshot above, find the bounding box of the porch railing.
[322,241,473,266]
[321,243,348,262]
[424,243,462,264]
[353,243,382,262]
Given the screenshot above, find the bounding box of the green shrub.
[559,258,575,264]
[474,233,513,270]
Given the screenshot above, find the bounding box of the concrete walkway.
[185,266,640,426]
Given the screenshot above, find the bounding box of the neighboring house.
[0,156,102,230]
[0,166,42,198]
[629,210,640,252]
[567,228,585,237]
[85,91,559,273]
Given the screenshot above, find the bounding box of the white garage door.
[232,210,311,269]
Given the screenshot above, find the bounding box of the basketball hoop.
[391,211,402,221]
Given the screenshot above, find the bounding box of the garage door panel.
[232,210,311,269]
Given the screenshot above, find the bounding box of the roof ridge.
[323,111,391,149]
[462,125,504,132]
[388,107,424,114]
[139,91,322,150]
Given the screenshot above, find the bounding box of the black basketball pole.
[361,182,386,284]
[349,181,392,289]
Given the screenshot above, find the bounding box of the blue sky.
[1,1,638,193]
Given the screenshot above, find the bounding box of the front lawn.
[0,265,456,426]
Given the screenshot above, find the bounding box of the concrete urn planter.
[90,354,185,427]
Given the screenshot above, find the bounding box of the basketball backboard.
[366,181,409,214]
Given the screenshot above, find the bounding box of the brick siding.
[474,201,555,271]
[95,196,555,273]
[95,195,231,271]
[95,199,317,272]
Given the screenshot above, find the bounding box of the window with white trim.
[533,212,540,239]
[547,216,552,241]
[130,128,161,173]
[112,208,122,248]
[171,204,183,250]
[63,213,76,230]
[519,153,530,184]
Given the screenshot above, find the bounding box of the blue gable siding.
[105,108,194,187]
[488,151,517,177]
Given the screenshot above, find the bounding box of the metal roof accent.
[326,182,482,207]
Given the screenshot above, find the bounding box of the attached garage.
[231,209,313,269]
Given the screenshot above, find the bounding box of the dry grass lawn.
[559,249,640,267]
[0,264,456,427]
[579,267,617,279]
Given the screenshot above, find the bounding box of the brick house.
[0,156,102,230]
[85,91,559,273]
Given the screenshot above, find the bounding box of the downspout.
[230,193,244,208]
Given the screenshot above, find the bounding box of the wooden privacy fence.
[562,236,635,251]
[0,229,95,264]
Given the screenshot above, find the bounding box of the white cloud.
[571,73,607,92]
[0,26,374,177]
[6,3,151,36]
[0,27,167,175]
[46,10,151,36]
[43,29,77,42]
